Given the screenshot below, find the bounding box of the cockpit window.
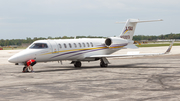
[30,43,48,49]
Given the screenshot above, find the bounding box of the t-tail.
[119,19,163,40]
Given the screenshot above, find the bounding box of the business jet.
[8,19,174,70]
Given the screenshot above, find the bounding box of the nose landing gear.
[23,66,29,72]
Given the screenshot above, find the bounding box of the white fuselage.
[8,18,164,68]
[8,38,125,64]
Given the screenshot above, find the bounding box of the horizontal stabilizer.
[116,19,163,23]
[132,19,163,23]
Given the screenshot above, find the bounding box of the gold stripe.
[123,30,128,34]
[41,46,124,55]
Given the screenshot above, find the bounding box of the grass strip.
[136,43,180,47]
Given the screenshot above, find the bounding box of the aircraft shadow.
[34,62,177,73]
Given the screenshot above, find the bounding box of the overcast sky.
[0,0,180,39]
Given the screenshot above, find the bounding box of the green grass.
[136,43,180,47]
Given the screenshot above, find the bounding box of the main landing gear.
[100,61,108,67]
[100,57,110,67]
[72,61,82,67]
[71,57,109,68]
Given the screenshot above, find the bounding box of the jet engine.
[105,37,128,47]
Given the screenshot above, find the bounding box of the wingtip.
[165,40,174,54]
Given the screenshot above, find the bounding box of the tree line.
[133,33,180,41]
[0,36,105,46]
[0,33,180,46]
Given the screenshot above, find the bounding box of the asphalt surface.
[0,54,180,101]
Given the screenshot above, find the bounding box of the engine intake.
[105,37,128,47]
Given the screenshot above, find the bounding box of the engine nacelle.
[105,37,128,47]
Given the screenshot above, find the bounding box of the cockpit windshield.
[29,43,48,49]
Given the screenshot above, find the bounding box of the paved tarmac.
[0,46,180,101]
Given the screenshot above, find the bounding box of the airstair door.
[48,40,59,54]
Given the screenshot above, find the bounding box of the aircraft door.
[48,40,59,54]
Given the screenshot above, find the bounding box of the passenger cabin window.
[79,43,82,47]
[64,43,67,48]
[59,44,62,48]
[69,43,72,48]
[90,42,93,47]
[87,42,89,47]
[82,43,85,47]
[74,43,77,48]
[30,43,48,49]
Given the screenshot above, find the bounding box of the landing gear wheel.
[23,67,29,72]
[100,61,108,67]
[74,61,82,67]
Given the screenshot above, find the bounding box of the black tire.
[100,61,108,67]
[74,61,81,67]
[23,67,29,72]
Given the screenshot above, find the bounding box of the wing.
[88,41,174,58]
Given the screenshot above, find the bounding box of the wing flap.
[123,44,138,49]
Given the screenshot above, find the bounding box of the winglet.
[165,40,174,54]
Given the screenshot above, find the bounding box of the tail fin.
[118,19,163,40]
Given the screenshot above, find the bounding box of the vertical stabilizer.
[119,19,163,40]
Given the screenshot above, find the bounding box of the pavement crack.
[147,74,180,90]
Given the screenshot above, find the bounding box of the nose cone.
[8,49,37,63]
[8,55,18,63]
[8,52,27,63]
